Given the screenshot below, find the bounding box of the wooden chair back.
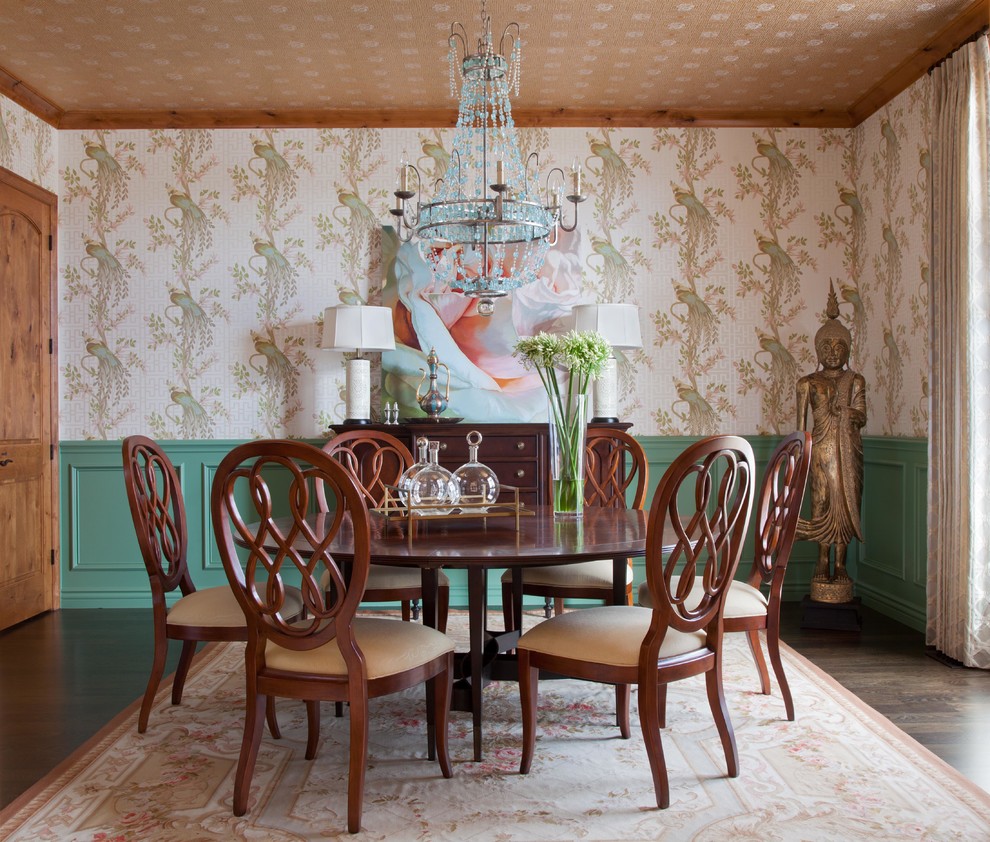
[746,430,813,590]
[642,434,755,639]
[122,435,192,597]
[318,429,413,510]
[584,428,648,510]
[211,439,371,653]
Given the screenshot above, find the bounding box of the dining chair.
[500,428,648,630]
[639,430,812,720]
[121,434,302,734]
[211,439,454,834]
[516,434,755,809]
[319,430,450,632]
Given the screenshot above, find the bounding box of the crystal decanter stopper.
[452,431,500,507]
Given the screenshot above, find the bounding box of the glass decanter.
[409,440,459,510]
[397,436,430,505]
[452,431,500,509]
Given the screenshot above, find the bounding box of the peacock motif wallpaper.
[0,76,930,441]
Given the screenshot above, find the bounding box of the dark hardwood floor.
[2,602,989,810]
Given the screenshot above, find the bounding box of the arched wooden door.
[0,167,57,631]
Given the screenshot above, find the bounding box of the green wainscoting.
[57,435,928,631]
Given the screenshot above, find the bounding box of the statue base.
[800,595,862,631]
[809,577,854,603]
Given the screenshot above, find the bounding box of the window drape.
[927,34,990,668]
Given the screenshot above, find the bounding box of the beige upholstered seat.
[517,605,705,666]
[324,563,450,592]
[266,617,453,678]
[501,429,647,628]
[639,577,768,619]
[165,586,269,627]
[638,431,812,721]
[514,559,633,588]
[212,439,455,834]
[516,435,756,810]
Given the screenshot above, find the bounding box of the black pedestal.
[800,595,863,631]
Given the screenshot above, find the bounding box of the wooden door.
[0,168,57,631]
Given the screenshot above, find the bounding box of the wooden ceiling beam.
[848,0,987,125]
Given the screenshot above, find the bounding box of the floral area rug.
[3,612,990,841]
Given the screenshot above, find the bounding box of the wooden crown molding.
[0,66,62,127]
[55,107,855,131]
[847,0,987,125]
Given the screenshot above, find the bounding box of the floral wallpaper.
[0,95,56,193]
[0,80,929,441]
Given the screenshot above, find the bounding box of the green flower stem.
[513,330,609,516]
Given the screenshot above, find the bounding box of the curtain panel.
[927,34,990,668]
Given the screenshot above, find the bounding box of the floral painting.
[381,226,587,423]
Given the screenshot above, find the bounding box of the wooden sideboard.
[327,421,632,507]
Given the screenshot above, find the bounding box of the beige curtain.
[927,34,990,668]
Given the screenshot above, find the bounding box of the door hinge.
[49,337,53,354]
[48,234,53,251]
[50,549,55,566]
[50,443,54,460]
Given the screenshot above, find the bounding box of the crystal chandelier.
[389,0,584,317]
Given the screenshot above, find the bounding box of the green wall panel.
[58,435,928,631]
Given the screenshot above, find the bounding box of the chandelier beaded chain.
[390,0,584,316]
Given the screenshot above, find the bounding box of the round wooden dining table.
[302,504,656,761]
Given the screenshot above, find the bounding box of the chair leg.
[615,684,631,738]
[335,702,344,718]
[637,673,669,809]
[438,585,450,634]
[518,650,540,774]
[658,683,668,729]
[766,627,795,721]
[305,699,321,760]
[431,659,454,778]
[705,661,739,779]
[139,627,169,733]
[745,629,771,695]
[266,696,281,739]
[411,599,421,621]
[552,597,564,617]
[233,691,267,817]
[347,691,370,834]
[400,600,411,622]
[543,597,553,619]
[171,639,197,705]
[500,581,514,634]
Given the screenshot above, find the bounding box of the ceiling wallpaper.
[0,76,930,441]
[0,0,973,117]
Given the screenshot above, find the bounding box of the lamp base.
[590,416,620,424]
[341,417,373,425]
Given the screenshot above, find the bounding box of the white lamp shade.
[322,305,396,352]
[571,303,643,350]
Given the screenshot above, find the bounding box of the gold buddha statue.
[796,282,867,604]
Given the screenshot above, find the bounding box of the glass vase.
[548,391,587,520]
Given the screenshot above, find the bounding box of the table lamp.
[571,303,643,423]
[322,304,396,424]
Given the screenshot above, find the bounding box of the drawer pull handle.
[440,442,447,451]
[0,458,12,467]
[515,441,525,450]
[515,469,525,478]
